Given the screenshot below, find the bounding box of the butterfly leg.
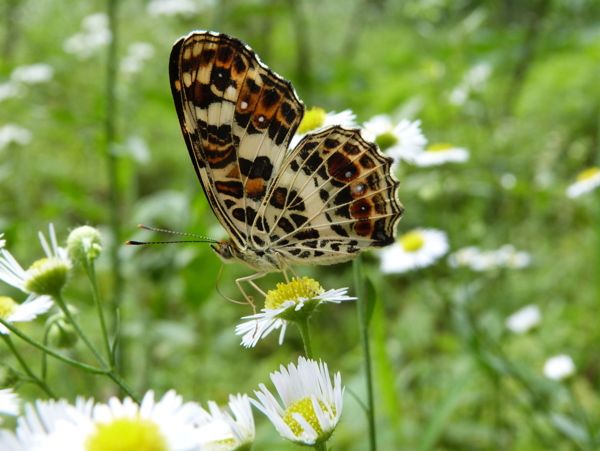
[236,271,268,315]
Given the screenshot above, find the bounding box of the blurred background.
[1,0,599,449]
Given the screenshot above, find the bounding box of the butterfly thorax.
[211,239,283,272]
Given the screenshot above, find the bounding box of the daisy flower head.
[252,357,344,447]
[0,388,20,423]
[0,224,71,297]
[505,304,541,334]
[290,107,356,149]
[543,355,575,381]
[196,394,254,451]
[380,228,449,274]
[566,167,600,198]
[0,390,225,451]
[411,143,469,167]
[0,294,53,334]
[361,114,427,166]
[235,277,356,348]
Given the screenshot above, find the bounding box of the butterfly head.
[211,239,237,263]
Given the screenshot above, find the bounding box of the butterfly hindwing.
[253,126,403,265]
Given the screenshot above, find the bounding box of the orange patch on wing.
[245,178,266,200]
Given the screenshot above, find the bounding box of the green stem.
[567,380,597,449]
[314,442,327,451]
[0,318,105,374]
[105,0,124,331]
[84,259,113,369]
[1,334,56,398]
[41,320,51,381]
[53,292,108,369]
[0,318,139,402]
[353,254,377,451]
[297,319,314,360]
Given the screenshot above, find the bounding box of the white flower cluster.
[448,244,530,271]
[147,0,213,17]
[449,62,492,106]
[0,63,53,104]
[64,13,112,59]
[0,124,32,150]
[121,42,155,75]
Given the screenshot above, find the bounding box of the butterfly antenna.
[126,224,220,245]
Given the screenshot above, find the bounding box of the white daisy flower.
[380,228,449,274]
[447,246,480,268]
[0,390,226,450]
[196,394,255,450]
[0,124,32,150]
[543,355,575,381]
[0,224,71,296]
[411,143,469,167]
[290,107,356,149]
[0,233,5,248]
[0,294,53,334]
[448,245,530,271]
[0,388,20,422]
[505,304,541,334]
[361,115,427,165]
[566,167,600,198]
[235,277,355,348]
[469,249,500,272]
[10,64,53,85]
[495,244,531,269]
[252,357,344,447]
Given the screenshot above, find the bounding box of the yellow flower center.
[202,438,237,451]
[265,277,324,310]
[282,397,334,439]
[297,107,326,134]
[400,231,425,252]
[23,257,70,296]
[426,143,453,152]
[576,167,600,181]
[85,417,168,451]
[0,296,18,319]
[375,131,398,151]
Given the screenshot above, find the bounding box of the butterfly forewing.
[169,31,305,248]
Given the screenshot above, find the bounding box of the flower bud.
[67,226,102,262]
[48,317,78,349]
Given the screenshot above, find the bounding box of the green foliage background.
[0,0,599,449]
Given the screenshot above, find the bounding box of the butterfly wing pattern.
[169,31,403,273]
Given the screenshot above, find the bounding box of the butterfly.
[168,31,403,295]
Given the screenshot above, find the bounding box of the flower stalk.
[353,254,377,451]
